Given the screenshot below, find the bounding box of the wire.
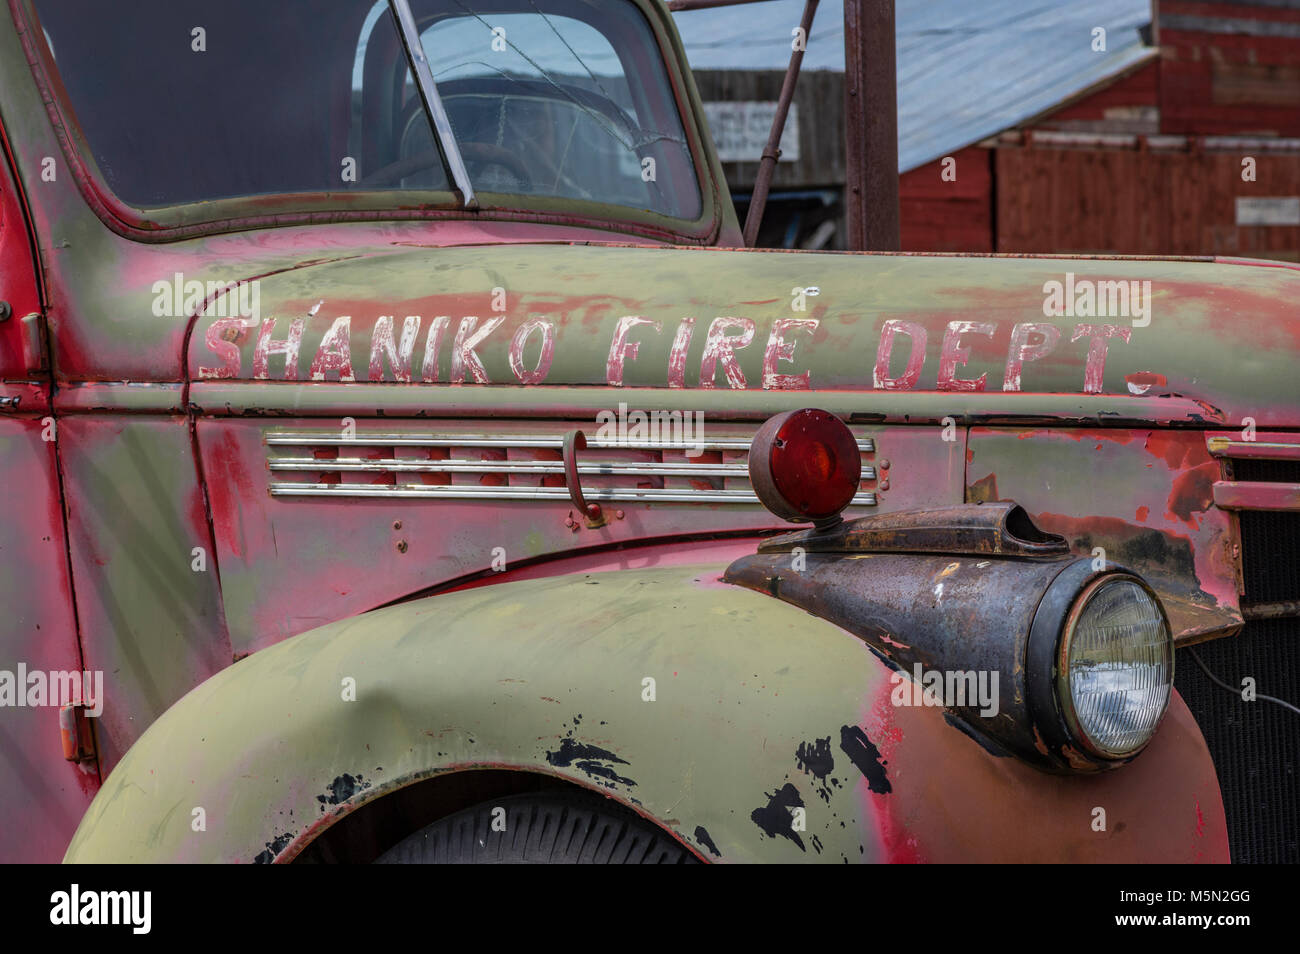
[1187,647,1300,717]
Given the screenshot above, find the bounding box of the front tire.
[374,792,700,864]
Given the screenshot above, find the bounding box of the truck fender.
[64,564,1228,863]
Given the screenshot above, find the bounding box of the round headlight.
[1057,575,1173,759]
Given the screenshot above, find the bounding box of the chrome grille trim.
[268,482,878,506]
[264,428,879,507]
[268,456,876,481]
[265,432,876,453]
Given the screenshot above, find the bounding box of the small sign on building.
[704,101,801,163]
[1236,197,1300,226]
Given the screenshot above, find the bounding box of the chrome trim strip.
[269,482,878,506]
[268,455,876,481]
[265,433,876,453]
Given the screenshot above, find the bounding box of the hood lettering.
[201,308,1142,394]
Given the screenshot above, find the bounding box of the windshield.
[29,0,701,220]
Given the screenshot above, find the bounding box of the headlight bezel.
[1026,560,1175,770]
[1056,574,1175,760]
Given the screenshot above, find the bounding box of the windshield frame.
[11,0,724,245]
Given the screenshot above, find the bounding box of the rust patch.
[967,472,1000,504]
[1167,462,1217,529]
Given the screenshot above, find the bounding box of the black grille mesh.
[1232,458,1300,605]
[1175,620,1300,863]
[1176,451,1300,863]
[1177,457,1298,862]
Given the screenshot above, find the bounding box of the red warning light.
[748,409,861,526]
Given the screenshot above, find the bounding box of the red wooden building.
[902,0,1300,259]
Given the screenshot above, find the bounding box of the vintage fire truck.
[1,0,1295,864]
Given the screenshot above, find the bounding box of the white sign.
[1236,196,1300,226]
[704,101,800,163]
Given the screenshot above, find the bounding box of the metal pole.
[742,0,819,247]
[843,0,899,250]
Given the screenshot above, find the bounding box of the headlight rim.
[1055,573,1175,762]
[1024,558,1174,772]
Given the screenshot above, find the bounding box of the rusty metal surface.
[723,547,1105,769]
[64,564,1227,863]
[1207,433,1300,461]
[1241,600,1300,622]
[966,427,1245,646]
[1212,480,1300,512]
[759,501,1069,557]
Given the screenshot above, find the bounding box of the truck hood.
[183,243,1298,426]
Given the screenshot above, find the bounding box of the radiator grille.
[1175,618,1300,864]
[1175,452,1300,863]
[264,426,880,507]
[1233,459,1300,605]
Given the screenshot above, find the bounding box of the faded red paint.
[606,315,661,387]
[200,318,255,379]
[1145,429,1200,470]
[5,0,1285,869]
[308,315,355,382]
[256,317,306,381]
[1167,461,1218,528]
[699,317,756,390]
[368,316,420,383]
[507,318,556,385]
[1213,480,1300,512]
[863,687,921,863]
[762,318,817,390]
[873,319,927,390]
[421,316,450,383]
[667,317,694,388]
[937,320,996,391]
[1071,323,1132,394]
[876,685,1228,862]
[449,316,504,385]
[205,428,258,560]
[1003,322,1060,392]
[1126,371,1168,395]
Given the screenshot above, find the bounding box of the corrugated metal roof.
[671,0,1156,172]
